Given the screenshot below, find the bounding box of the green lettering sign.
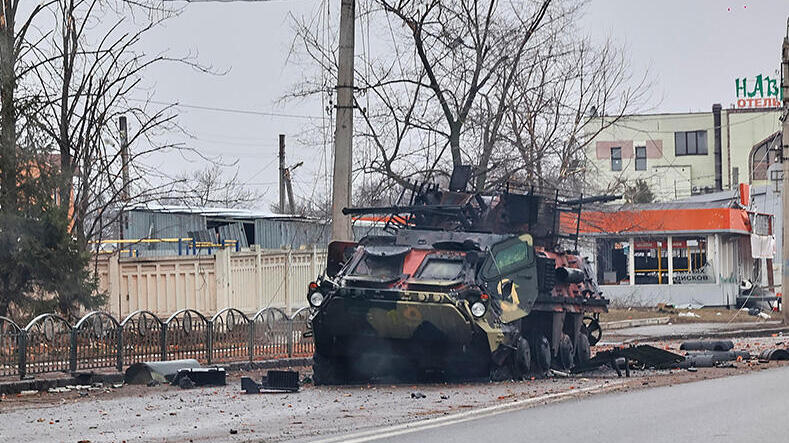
[736,75,784,99]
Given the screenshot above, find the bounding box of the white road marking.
[311,382,617,443]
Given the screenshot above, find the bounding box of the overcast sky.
[133,0,789,209]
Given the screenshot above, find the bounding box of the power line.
[127,98,322,120]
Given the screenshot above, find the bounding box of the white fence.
[96,246,327,318]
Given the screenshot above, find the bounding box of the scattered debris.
[440,394,450,400]
[229,429,238,435]
[241,370,300,394]
[680,340,734,352]
[678,312,701,318]
[758,312,771,320]
[657,303,677,314]
[410,392,427,399]
[687,367,698,372]
[18,390,38,396]
[758,348,789,362]
[178,376,196,389]
[591,345,685,372]
[172,368,226,387]
[146,380,160,387]
[47,387,71,394]
[125,359,201,385]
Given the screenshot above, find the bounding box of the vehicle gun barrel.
[342,205,465,216]
[560,194,622,206]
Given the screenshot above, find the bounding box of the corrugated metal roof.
[129,203,309,220]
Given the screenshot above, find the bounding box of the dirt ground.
[601,307,776,324]
[1,335,787,442]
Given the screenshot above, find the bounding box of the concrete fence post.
[285,249,292,314]
[255,246,264,307]
[311,245,318,279]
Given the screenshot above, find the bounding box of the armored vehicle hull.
[308,231,607,383]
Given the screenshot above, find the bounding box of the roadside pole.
[119,115,129,240]
[781,24,789,323]
[279,134,286,214]
[330,0,355,241]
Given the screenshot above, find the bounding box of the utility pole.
[781,20,789,323]
[279,134,286,214]
[119,115,129,240]
[330,0,355,241]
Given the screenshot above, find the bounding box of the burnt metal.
[240,370,300,393]
[589,345,685,371]
[556,267,585,284]
[311,183,611,383]
[125,359,201,384]
[583,317,602,346]
[679,340,734,352]
[172,367,226,387]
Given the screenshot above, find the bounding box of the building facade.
[563,200,773,308]
[586,105,782,200]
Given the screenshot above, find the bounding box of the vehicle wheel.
[490,363,513,382]
[555,333,574,371]
[531,334,551,372]
[312,352,345,385]
[583,316,602,346]
[513,337,531,379]
[575,332,591,367]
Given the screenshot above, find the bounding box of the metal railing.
[92,237,241,257]
[0,307,314,379]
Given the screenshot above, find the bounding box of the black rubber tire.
[531,334,552,372]
[312,352,345,385]
[555,333,575,371]
[514,337,531,379]
[490,364,513,382]
[575,332,591,366]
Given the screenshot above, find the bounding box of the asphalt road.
[331,365,789,443]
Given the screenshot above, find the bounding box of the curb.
[601,317,671,330]
[0,357,313,395]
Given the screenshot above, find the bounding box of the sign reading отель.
[735,74,783,108]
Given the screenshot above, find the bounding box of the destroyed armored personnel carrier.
[306,177,612,384]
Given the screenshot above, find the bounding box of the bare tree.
[290,0,647,196]
[0,0,216,316]
[21,0,220,247]
[166,164,262,209]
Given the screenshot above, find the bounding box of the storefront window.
[597,238,631,285]
[671,237,714,284]
[596,236,716,286]
[633,238,669,285]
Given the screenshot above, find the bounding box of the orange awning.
[561,207,753,236]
